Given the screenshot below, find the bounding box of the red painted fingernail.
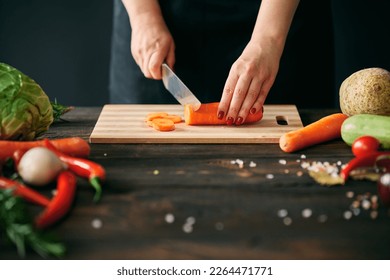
[250,108,256,114]
[236,117,243,125]
[226,117,234,125]
[218,111,225,120]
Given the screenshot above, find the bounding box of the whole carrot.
[184,102,263,125]
[279,113,349,153]
[0,137,90,161]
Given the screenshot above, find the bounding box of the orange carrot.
[184,102,263,125]
[0,137,90,161]
[279,113,349,153]
[151,118,175,131]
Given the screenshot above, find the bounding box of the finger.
[149,51,165,80]
[141,54,152,79]
[225,74,251,125]
[218,73,238,121]
[251,78,273,113]
[235,79,262,125]
[165,43,176,69]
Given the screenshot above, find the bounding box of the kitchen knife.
[162,63,201,111]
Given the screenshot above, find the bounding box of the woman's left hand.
[217,39,280,125]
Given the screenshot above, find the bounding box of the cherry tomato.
[352,135,380,157]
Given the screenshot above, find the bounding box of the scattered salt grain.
[182,223,193,233]
[165,213,175,224]
[279,159,287,165]
[231,159,245,168]
[343,210,353,220]
[266,174,274,179]
[186,216,196,225]
[362,199,371,210]
[301,208,312,218]
[91,218,103,229]
[370,211,378,220]
[351,200,360,209]
[300,154,306,159]
[215,222,224,231]
[182,216,196,233]
[283,217,293,226]
[153,169,159,175]
[352,208,361,216]
[249,161,257,168]
[103,153,107,157]
[346,191,354,199]
[277,209,288,218]
[317,214,328,223]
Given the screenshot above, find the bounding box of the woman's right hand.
[125,0,175,80]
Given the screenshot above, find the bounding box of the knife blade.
[161,63,201,111]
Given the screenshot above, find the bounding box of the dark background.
[0,0,389,108]
[0,0,112,106]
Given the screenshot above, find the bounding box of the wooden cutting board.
[89,104,303,144]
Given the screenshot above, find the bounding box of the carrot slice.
[145,112,169,121]
[184,102,263,125]
[163,114,182,123]
[279,113,349,153]
[151,118,175,131]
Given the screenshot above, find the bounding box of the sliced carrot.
[0,137,90,161]
[279,113,349,153]
[151,118,175,131]
[146,120,154,127]
[184,102,263,125]
[163,114,182,123]
[145,112,168,121]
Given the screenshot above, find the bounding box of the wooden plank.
[89,104,303,144]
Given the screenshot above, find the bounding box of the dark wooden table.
[1,107,389,260]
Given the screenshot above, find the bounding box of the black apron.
[109,0,335,108]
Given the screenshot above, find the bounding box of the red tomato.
[352,135,380,157]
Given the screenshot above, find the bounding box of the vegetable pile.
[0,137,106,257]
[277,67,390,207]
[0,62,72,140]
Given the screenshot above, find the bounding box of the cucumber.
[341,114,390,149]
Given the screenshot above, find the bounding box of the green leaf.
[0,188,66,258]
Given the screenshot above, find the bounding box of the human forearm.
[252,0,300,56]
[121,0,165,28]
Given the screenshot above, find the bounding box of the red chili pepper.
[341,151,390,181]
[43,139,105,202]
[35,170,77,229]
[0,176,50,207]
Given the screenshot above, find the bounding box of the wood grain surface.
[2,107,390,260]
[89,104,303,144]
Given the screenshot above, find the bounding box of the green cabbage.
[0,62,53,140]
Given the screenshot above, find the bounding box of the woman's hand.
[217,0,299,125]
[218,39,280,125]
[130,17,175,79]
[123,0,175,79]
